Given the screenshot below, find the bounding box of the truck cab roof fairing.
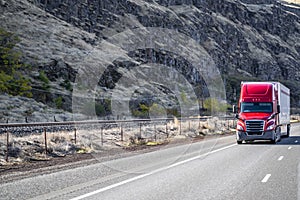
[240,83,273,103]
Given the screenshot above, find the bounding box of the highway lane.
[0,135,235,200]
[73,136,300,200]
[1,123,300,200]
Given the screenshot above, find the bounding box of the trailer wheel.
[277,134,281,142]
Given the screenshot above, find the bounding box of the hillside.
[0,0,300,122]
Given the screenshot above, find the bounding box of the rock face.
[0,0,300,122]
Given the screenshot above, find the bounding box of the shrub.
[54,96,63,109]
[203,98,228,114]
[0,28,32,97]
[149,103,165,117]
[60,79,72,91]
[166,108,180,117]
[38,71,50,91]
[131,104,150,118]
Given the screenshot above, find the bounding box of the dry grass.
[282,0,300,4]
[0,117,238,164]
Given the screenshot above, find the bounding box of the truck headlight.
[266,123,275,130]
[267,124,275,131]
[237,124,244,131]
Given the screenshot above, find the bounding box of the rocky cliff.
[0,0,300,122]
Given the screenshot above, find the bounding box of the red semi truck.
[234,82,290,144]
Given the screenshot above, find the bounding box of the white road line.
[278,156,284,161]
[288,146,292,150]
[261,174,271,183]
[69,143,237,200]
[297,163,300,200]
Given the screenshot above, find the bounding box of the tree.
[0,28,32,97]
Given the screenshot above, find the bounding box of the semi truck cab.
[235,82,290,144]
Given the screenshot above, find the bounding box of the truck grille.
[245,120,264,135]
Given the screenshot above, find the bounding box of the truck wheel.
[271,133,277,144]
[272,127,281,143]
[270,139,276,144]
[237,140,242,144]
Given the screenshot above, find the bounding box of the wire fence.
[0,116,237,162]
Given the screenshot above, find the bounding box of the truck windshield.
[241,102,273,113]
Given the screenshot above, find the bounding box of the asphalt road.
[1,123,300,200]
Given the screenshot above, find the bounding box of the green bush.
[60,79,72,91]
[0,71,12,93]
[203,98,228,114]
[0,28,32,97]
[38,70,49,84]
[39,71,50,91]
[166,108,180,117]
[54,96,63,109]
[149,103,165,117]
[131,104,150,118]
[95,103,105,116]
[65,80,72,91]
[131,103,181,118]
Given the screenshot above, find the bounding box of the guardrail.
[0,116,236,162]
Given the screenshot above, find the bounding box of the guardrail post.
[179,118,182,135]
[121,124,124,142]
[6,130,9,162]
[44,128,47,155]
[154,124,157,141]
[74,128,77,144]
[166,123,168,138]
[189,121,191,131]
[101,127,104,146]
[139,123,142,139]
[227,119,229,130]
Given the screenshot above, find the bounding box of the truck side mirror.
[277,105,280,114]
[235,113,239,119]
[235,113,244,121]
[233,105,237,113]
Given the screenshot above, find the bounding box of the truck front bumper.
[236,130,275,142]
